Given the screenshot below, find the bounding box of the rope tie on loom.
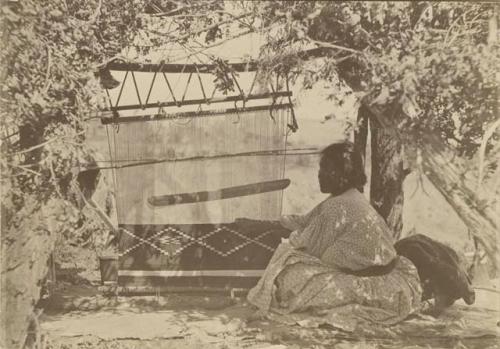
[268,74,279,123]
[194,62,209,105]
[151,62,165,119]
[231,69,246,109]
[233,101,241,124]
[145,64,159,106]
[114,69,128,108]
[285,74,298,132]
[104,84,121,127]
[247,70,258,100]
[161,63,179,106]
[176,60,193,108]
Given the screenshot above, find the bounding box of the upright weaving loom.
[101,61,294,288]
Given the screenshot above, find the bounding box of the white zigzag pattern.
[118,226,276,258]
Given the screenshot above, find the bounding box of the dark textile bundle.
[395,234,475,312]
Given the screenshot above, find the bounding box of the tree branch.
[151,0,220,17]
[308,37,366,56]
[87,0,102,23]
[43,46,52,93]
[166,29,255,63]
[7,163,42,177]
[13,137,58,155]
[476,118,500,191]
[11,131,85,155]
[147,12,254,43]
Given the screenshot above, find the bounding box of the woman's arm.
[280,203,320,230]
[280,214,308,231]
[287,230,308,250]
[280,215,310,250]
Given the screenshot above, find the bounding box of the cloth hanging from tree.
[247,188,422,327]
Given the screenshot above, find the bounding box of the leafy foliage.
[240,2,498,160]
[1,0,145,222]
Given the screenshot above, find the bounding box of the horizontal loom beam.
[99,284,250,297]
[100,103,292,124]
[102,91,292,112]
[118,270,264,277]
[108,61,259,73]
[87,148,318,171]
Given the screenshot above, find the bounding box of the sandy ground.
[40,282,500,349]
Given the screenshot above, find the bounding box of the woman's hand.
[288,230,307,250]
[280,214,304,231]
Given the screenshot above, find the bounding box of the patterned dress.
[247,188,422,327]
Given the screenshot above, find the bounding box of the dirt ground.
[39,274,500,349]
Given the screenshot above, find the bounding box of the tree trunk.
[354,105,369,194]
[369,110,405,240]
[365,94,499,271]
[1,201,57,349]
[1,124,54,349]
[354,105,405,240]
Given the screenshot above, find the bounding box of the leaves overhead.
[0,0,146,227]
[248,1,499,158]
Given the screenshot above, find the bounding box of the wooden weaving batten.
[148,179,291,206]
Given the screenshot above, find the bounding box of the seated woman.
[247,142,422,326]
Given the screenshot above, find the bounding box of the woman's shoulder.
[327,188,366,205]
[319,189,366,213]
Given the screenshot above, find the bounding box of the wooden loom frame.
[101,60,294,293]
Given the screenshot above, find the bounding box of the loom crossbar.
[100,103,292,124]
[148,179,290,206]
[108,61,258,73]
[102,91,292,112]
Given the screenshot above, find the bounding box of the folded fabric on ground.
[395,233,475,310]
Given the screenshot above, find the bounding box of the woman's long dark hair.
[320,142,367,193]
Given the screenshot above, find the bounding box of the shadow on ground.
[39,281,500,349]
